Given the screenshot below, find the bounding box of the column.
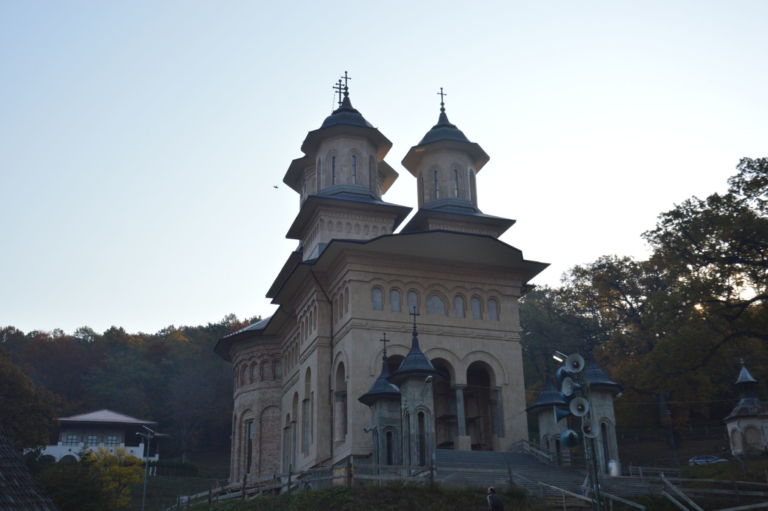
[454,385,471,450]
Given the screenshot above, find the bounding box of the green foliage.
[0,314,257,460]
[191,484,544,511]
[521,157,768,432]
[0,347,58,449]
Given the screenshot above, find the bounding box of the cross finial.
[740,357,745,365]
[409,306,420,333]
[342,71,351,97]
[437,87,447,112]
[333,80,344,108]
[379,332,389,358]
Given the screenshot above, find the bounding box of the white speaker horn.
[566,353,585,374]
[561,377,582,397]
[569,397,590,417]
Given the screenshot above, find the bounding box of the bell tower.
[282,73,410,260]
[401,89,513,238]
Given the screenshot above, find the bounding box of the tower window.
[352,155,357,184]
[453,169,459,198]
[407,290,419,313]
[372,287,383,311]
[426,294,446,315]
[332,156,336,185]
[369,156,376,193]
[433,170,439,200]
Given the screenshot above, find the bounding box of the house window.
[105,435,120,446]
[390,289,401,313]
[407,290,419,313]
[86,435,98,446]
[488,299,499,320]
[426,294,446,315]
[63,434,79,445]
[352,154,357,184]
[453,295,465,318]
[471,296,482,319]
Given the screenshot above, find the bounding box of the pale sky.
[1,1,766,334]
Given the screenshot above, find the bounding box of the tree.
[0,347,58,449]
[87,448,143,510]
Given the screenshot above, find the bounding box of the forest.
[1,157,766,462]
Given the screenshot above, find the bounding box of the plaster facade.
[215,85,546,483]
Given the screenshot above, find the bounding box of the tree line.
[1,314,257,460]
[520,158,768,437]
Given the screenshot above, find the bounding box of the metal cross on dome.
[437,87,447,112]
[333,79,344,107]
[341,70,351,95]
[379,333,389,358]
[409,306,420,331]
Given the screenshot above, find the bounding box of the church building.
[214,78,547,483]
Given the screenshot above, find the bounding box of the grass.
[187,484,550,511]
[682,455,768,482]
[131,475,224,511]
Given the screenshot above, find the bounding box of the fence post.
[345,457,352,487]
[429,463,434,486]
[207,487,212,509]
[241,474,247,501]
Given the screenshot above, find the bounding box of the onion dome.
[390,323,437,383]
[401,90,489,173]
[359,355,401,406]
[526,379,567,413]
[584,351,622,396]
[320,94,374,129]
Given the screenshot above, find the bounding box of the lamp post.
[136,426,156,511]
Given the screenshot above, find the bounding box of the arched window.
[426,294,446,315]
[334,363,348,442]
[407,290,419,313]
[386,430,395,465]
[302,369,312,453]
[488,299,499,321]
[344,286,350,313]
[453,295,465,318]
[471,296,482,319]
[417,412,426,466]
[351,154,357,184]
[453,168,460,197]
[390,289,401,313]
[433,170,439,200]
[469,168,477,203]
[332,156,336,185]
[372,287,384,311]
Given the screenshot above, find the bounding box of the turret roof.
[526,379,567,412]
[359,356,401,406]
[584,352,622,395]
[390,322,437,383]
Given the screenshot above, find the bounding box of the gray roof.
[584,352,622,395]
[320,95,373,129]
[0,426,58,511]
[526,380,567,413]
[418,110,470,145]
[737,364,758,385]
[59,409,155,425]
[359,356,401,406]
[391,326,437,382]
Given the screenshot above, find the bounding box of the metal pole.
[137,428,154,511]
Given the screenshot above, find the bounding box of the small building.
[40,409,160,463]
[725,364,768,456]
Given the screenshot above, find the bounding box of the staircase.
[435,449,586,495]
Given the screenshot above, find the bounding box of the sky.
[1,1,766,335]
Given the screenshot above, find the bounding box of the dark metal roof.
[0,425,59,511]
[222,317,271,339]
[390,326,437,382]
[526,380,567,412]
[737,365,758,385]
[359,356,401,406]
[320,95,373,129]
[584,352,622,395]
[418,110,470,145]
[402,107,490,173]
[401,200,515,236]
[724,396,768,421]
